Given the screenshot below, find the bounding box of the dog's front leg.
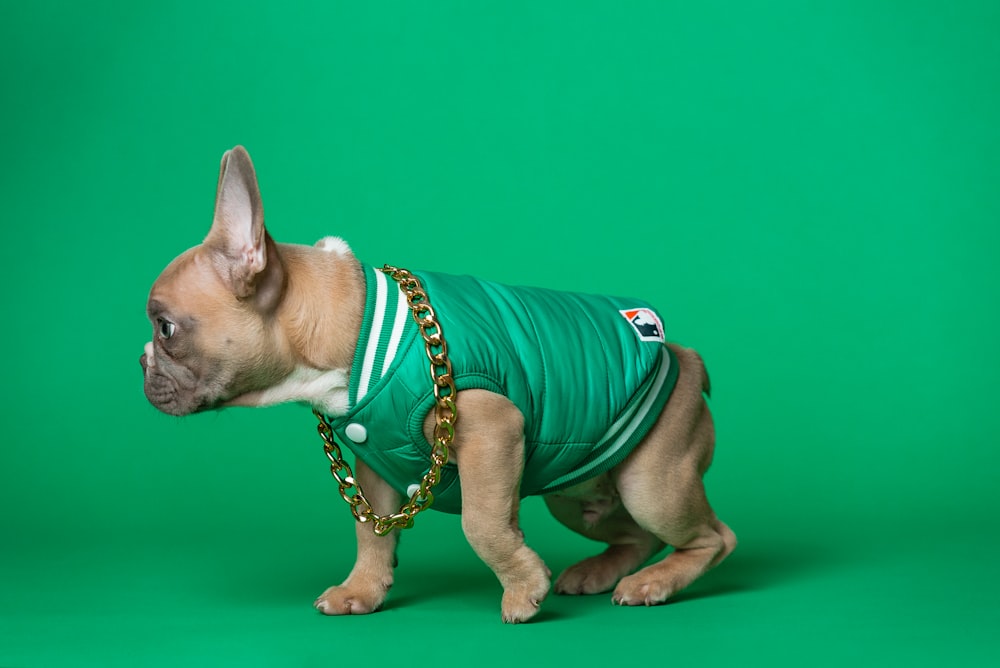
[315,459,400,615]
[448,390,551,623]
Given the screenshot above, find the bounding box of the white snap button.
[406,484,421,498]
[345,423,367,444]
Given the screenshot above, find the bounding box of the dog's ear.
[205,146,284,309]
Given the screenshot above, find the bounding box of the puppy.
[141,146,736,623]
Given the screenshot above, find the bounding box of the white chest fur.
[227,366,350,415]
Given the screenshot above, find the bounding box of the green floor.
[4,477,996,666]
[3,1,999,665]
[3,402,997,666]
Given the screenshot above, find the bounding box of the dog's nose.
[141,342,156,372]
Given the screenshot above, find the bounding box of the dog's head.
[140,146,292,416]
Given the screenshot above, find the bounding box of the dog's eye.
[158,319,176,340]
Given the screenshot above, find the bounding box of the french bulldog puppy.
[141,146,736,623]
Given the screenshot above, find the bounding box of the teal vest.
[326,266,679,514]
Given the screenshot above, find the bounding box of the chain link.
[314,265,457,536]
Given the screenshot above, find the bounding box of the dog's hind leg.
[612,478,736,605]
[545,488,664,595]
[609,347,737,606]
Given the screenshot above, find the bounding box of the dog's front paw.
[499,549,551,624]
[314,581,389,616]
[501,580,548,624]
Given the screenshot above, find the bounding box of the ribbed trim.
[540,345,678,492]
[348,266,412,407]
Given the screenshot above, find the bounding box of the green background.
[2,1,998,665]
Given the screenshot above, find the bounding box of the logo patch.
[620,308,665,342]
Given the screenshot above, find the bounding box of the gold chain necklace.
[314,264,457,536]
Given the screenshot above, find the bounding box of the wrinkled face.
[140,247,288,416]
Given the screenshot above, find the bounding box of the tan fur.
[315,459,401,614]
[143,146,735,623]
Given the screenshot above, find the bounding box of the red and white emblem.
[619,308,664,343]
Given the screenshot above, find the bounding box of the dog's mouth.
[144,376,225,416]
[141,346,222,417]
[144,377,186,416]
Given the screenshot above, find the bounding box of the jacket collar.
[348,265,415,407]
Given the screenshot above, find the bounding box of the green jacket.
[326,265,679,514]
